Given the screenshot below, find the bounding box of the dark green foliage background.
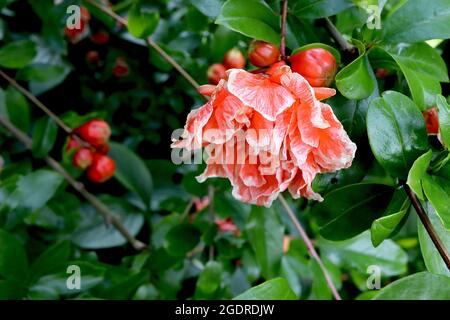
[0,0,449,300]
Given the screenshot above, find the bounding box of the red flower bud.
[375,68,389,78]
[423,107,439,135]
[223,48,246,69]
[248,40,280,67]
[113,57,130,78]
[72,148,94,170]
[87,153,116,183]
[90,31,109,45]
[86,50,99,63]
[75,119,111,148]
[289,48,337,87]
[66,136,81,152]
[207,63,227,85]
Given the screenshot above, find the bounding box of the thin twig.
[84,0,200,89]
[404,184,450,270]
[323,17,356,54]
[0,69,94,149]
[279,194,342,300]
[280,0,288,60]
[0,69,72,134]
[0,116,147,251]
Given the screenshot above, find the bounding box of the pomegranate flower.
[171,65,356,206]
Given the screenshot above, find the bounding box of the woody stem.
[279,195,342,300]
[403,184,450,270]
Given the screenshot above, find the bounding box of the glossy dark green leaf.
[0,40,36,69]
[381,0,450,43]
[195,261,223,299]
[128,3,159,39]
[109,142,153,209]
[32,117,58,158]
[10,170,63,211]
[164,223,201,257]
[0,229,28,281]
[72,199,144,249]
[216,0,280,44]
[382,43,448,110]
[406,150,432,200]
[29,240,71,283]
[4,86,30,132]
[404,48,445,101]
[290,0,354,19]
[436,95,450,147]
[418,202,450,276]
[373,272,450,300]
[422,174,450,229]
[246,205,284,279]
[188,0,224,18]
[319,231,408,276]
[367,91,429,179]
[309,258,341,300]
[313,183,394,241]
[370,188,409,247]
[336,55,376,100]
[233,277,297,300]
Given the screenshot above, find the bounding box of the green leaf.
[336,55,376,100]
[367,91,429,179]
[164,223,200,257]
[188,0,224,18]
[370,188,409,247]
[195,261,222,299]
[290,0,354,19]
[436,95,450,147]
[422,174,450,229]
[4,86,30,132]
[406,150,432,200]
[109,142,153,209]
[128,2,159,39]
[10,170,64,211]
[29,241,71,283]
[246,205,284,279]
[381,0,450,43]
[0,229,28,281]
[0,40,37,69]
[234,277,297,300]
[373,272,450,300]
[319,231,408,276]
[383,43,448,110]
[71,199,144,249]
[418,202,450,276]
[309,258,341,300]
[32,117,58,158]
[313,183,394,241]
[216,0,280,44]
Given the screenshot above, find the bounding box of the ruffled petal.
[228,69,295,121]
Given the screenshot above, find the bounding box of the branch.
[0,69,94,149]
[84,0,200,90]
[0,69,72,134]
[323,17,356,55]
[0,116,147,251]
[278,194,342,300]
[403,184,450,270]
[280,0,288,60]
